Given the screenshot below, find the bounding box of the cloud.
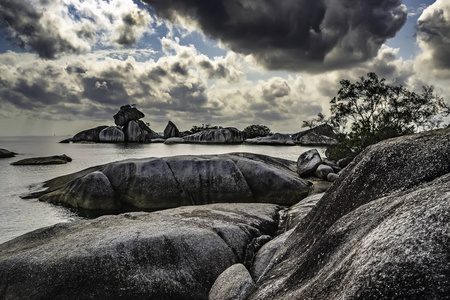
[415,0,450,78]
[0,0,153,59]
[142,0,407,73]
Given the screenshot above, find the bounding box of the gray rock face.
[184,127,244,144]
[326,173,339,182]
[164,121,181,139]
[297,149,322,177]
[35,153,311,211]
[164,137,185,144]
[11,154,72,165]
[282,193,324,231]
[113,104,145,126]
[0,204,280,300]
[248,128,450,299]
[72,125,108,142]
[0,148,16,158]
[314,164,334,180]
[124,120,147,142]
[244,133,295,146]
[99,126,125,142]
[292,124,337,146]
[209,264,256,300]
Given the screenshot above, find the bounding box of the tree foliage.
[302,112,327,129]
[328,72,445,158]
[190,124,221,133]
[243,124,272,139]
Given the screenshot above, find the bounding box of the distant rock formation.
[292,124,338,146]
[99,126,125,143]
[0,148,16,158]
[33,153,311,212]
[113,104,145,126]
[163,121,181,139]
[184,127,244,144]
[244,133,295,146]
[72,126,109,143]
[11,155,72,165]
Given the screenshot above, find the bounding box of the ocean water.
[0,136,324,244]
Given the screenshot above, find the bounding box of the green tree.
[243,124,272,139]
[302,112,327,129]
[328,72,445,158]
[190,124,221,133]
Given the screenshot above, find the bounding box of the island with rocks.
[1,127,449,299]
[60,105,337,147]
[11,154,72,165]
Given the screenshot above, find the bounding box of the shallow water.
[0,136,324,244]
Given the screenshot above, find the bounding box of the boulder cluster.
[2,128,449,299]
[297,149,341,182]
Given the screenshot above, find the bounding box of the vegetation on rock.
[243,124,272,139]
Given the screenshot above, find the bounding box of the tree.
[302,112,327,129]
[243,124,272,139]
[190,124,221,133]
[328,72,445,158]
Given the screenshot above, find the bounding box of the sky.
[0,0,449,136]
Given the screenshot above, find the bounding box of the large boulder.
[248,128,450,299]
[292,124,338,146]
[72,125,108,143]
[113,104,145,126]
[0,148,16,158]
[0,203,280,300]
[209,264,256,300]
[244,133,295,146]
[296,149,322,177]
[164,121,181,139]
[37,153,311,212]
[11,154,72,165]
[99,126,125,143]
[184,127,244,144]
[124,120,160,142]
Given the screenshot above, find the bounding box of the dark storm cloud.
[81,78,129,106]
[417,1,450,70]
[142,0,407,72]
[0,0,89,59]
[115,10,151,46]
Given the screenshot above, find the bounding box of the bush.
[243,124,272,139]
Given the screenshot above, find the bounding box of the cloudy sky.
[0,0,448,136]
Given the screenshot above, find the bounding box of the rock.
[314,164,334,180]
[292,124,338,146]
[183,127,244,144]
[113,104,145,126]
[297,149,322,177]
[248,128,450,299]
[150,138,166,143]
[164,137,185,144]
[124,120,148,142]
[282,193,324,231]
[209,264,256,300]
[99,126,125,143]
[180,130,193,137]
[322,159,342,173]
[31,153,311,212]
[244,133,295,146]
[0,148,16,158]
[250,230,292,282]
[0,203,280,300]
[164,121,181,139]
[337,157,354,168]
[11,155,72,165]
[327,173,339,182]
[59,138,72,143]
[72,125,108,143]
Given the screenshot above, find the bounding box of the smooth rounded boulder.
[297,149,322,177]
[113,104,145,126]
[0,203,280,300]
[99,126,125,142]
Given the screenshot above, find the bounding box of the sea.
[0,136,324,244]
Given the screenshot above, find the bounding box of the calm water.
[0,136,324,244]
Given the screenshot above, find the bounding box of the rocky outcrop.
[0,148,16,158]
[183,127,244,144]
[124,120,147,142]
[99,126,125,143]
[11,155,72,165]
[164,121,181,139]
[244,133,295,146]
[164,137,185,144]
[292,124,338,146]
[36,153,311,212]
[113,104,145,126]
[0,203,280,300]
[297,149,322,177]
[248,128,450,299]
[72,125,108,143]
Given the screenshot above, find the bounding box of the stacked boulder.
[297,149,341,182]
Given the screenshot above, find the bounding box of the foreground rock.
[11,155,72,165]
[0,148,16,158]
[34,153,311,212]
[248,128,450,299]
[0,204,280,300]
[292,124,338,146]
[244,133,295,146]
[209,264,256,300]
[183,127,244,144]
